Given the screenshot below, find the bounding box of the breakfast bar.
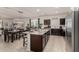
[30,29,51,52]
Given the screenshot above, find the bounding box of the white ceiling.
[0,7,72,18]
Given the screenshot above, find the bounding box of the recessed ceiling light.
[18,10,23,14]
[36,9,40,12]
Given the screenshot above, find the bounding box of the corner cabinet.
[30,30,50,52]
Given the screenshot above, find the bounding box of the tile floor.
[43,36,72,52]
[0,35,72,52]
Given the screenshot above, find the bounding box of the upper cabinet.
[44,19,51,28]
[44,19,50,25]
[60,18,65,25]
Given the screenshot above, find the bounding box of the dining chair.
[22,32,28,47]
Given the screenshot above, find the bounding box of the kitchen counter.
[22,28,51,52]
[30,28,51,52]
[30,28,51,35]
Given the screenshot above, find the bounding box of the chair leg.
[23,38,25,46]
[23,38,28,47]
[7,34,9,42]
[4,34,7,42]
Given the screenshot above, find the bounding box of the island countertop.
[29,28,51,35]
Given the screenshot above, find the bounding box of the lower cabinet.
[51,29,65,36]
[30,35,42,52]
[30,31,50,52]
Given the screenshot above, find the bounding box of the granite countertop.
[29,28,51,35]
[31,29,49,35]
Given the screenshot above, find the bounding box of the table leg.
[4,34,7,42]
[11,33,14,42]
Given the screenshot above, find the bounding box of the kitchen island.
[30,29,51,52]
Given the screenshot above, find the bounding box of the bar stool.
[4,29,9,42]
[22,33,28,47]
[8,33,12,42]
[16,32,20,39]
[19,32,23,38]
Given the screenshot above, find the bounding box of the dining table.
[4,29,27,42]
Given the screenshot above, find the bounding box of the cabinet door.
[51,29,55,35]
[44,19,50,25]
[31,35,42,52]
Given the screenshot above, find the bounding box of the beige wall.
[2,18,13,29]
[1,15,66,29]
[2,18,29,29]
[13,18,29,29]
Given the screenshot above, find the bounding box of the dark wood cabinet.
[44,19,50,25]
[31,35,42,52]
[51,29,60,35]
[30,30,50,52]
[51,29,65,36]
[60,18,65,25]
